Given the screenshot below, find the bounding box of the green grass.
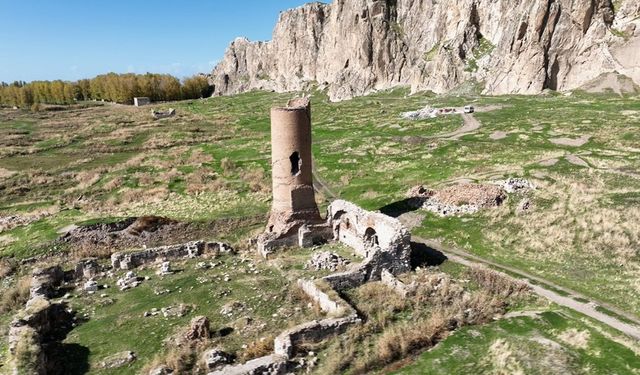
[395,310,640,374]
[2,88,640,373]
[62,255,318,374]
[0,209,83,258]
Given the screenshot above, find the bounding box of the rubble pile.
[305,251,351,272]
[406,183,507,217]
[494,178,536,193]
[116,271,143,290]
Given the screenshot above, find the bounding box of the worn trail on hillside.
[438,113,482,140]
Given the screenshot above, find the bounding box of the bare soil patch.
[58,215,261,258]
[490,131,508,140]
[539,159,559,167]
[565,155,590,168]
[550,135,591,147]
[433,184,506,207]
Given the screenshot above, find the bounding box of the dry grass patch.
[220,158,236,175]
[0,276,31,314]
[467,266,529,299]
[0,259,16,278]
[240,168,269,193]
[558,328,590,349]
[320,269,510,374]
[487,174,640,265]
[119,187,170,205]
[0,167,16,179]
[188,149,214,166]
[240,335,275,362]
[102,176,124,191]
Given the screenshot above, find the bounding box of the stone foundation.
[208,354,287,375]
[111,241,233,270]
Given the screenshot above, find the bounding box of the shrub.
[0,259,15,278]
[14,328,42,374]
[0,276,31,314]
[240,336,274,361]
[467,266,529,298]
[220,158,236,175]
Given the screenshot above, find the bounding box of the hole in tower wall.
[290,152,301,176]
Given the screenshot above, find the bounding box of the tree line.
[0,73,212,108]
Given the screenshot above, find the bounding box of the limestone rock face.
[210,0,640,101]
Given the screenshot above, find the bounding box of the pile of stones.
[156,261,173,276]
[116,271,143,291]
[407,183,507,217]
[306,251,351,271]
[494,178,535,193]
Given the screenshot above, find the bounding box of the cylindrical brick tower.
[266,98,322,235]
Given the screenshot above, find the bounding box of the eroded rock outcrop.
[210,0,640,101]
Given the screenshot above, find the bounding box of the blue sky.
[0,0,311,83]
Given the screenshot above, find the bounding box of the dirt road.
[434,113,482,140]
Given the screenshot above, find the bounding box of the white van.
[464,105,475,113]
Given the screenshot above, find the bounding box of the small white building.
[134,97,150,107]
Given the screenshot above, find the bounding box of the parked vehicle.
[464,105,475,113]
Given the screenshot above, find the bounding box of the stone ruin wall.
[7,266,74,375]
[214,200,413,374]
[326,199,412,282]
[111,241,233,270]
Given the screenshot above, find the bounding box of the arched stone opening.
[364,227,379,248]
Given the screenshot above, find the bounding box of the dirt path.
[413,237,640,341]
[435,113,482,140]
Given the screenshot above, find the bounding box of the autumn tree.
[182,75,212,99]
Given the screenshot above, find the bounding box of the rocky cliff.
[209,0,640,101]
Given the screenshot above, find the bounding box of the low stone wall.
[208,354,287,375]
[29,266,64,299]
[74,258,101,280]
[257,233,298,258]
[380,269,414,297]
[8,268,74,375]
[214,200,413,374]
[111,241,233,270]
[273,315,360,358]
[322,268,367,291]
[297,279,344,315]
[213,276,361,374]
